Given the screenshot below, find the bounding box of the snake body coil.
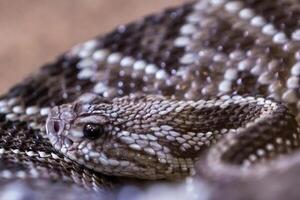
[0,0,300,196]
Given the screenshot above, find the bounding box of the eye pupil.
[83,123,103,140]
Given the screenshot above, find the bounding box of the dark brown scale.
[0,118,113,188]
[6,56,84,107]
[0,114,5,123]
[121,78,144,95]
[98,3,193,74]
[236,72,258,95]
[41,60,64,76]
[159,84,177,97]
[25,85,49,107]
[39,64,93,107]
[203,19,256,54]
[243,0,299,36]
[168,103,263,134]
[222,106,299,165]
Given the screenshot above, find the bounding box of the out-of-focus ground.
[0,0,184,93]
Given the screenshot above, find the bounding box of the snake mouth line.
[47,131,76,153]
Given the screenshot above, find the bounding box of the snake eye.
[83,123,104,140]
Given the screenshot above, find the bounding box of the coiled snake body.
[1,0,300,196]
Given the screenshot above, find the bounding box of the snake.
[1,0,300,198]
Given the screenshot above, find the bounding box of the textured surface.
[1,0,300,199]
[46,93,299,180]
[0,0,183,93]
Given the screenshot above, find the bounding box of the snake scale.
[1,0,300,199]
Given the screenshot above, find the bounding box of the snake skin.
[46,93,299,181]
[1,0,300,199]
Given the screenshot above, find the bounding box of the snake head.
[46,93,191,179]
[46,93,111,149]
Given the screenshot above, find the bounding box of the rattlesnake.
[1,0,300,199]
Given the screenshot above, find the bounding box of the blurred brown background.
[0,0,185,93]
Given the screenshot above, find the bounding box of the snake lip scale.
[0,0,300,195]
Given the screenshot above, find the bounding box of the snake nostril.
[53,121,60,133]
